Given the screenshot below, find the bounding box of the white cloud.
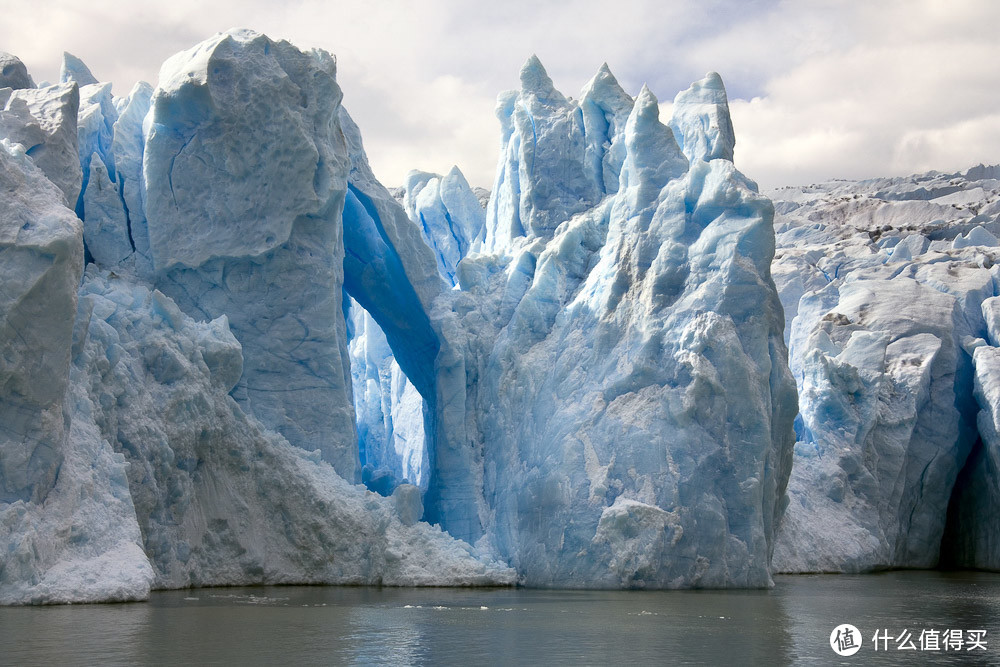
[1,0,998,189]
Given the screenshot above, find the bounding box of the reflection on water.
[2,571,998,665]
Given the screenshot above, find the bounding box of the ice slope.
[68,271,511,593]
[2,266,514,604]
[428,62,797,587]
[770,167,1000,572]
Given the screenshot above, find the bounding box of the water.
[2,571,998,665]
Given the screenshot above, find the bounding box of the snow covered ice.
[770,167,1000,573]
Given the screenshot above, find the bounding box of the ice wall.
[428,63,797,587]
[0,140,83,506]
[0,31,516,605]
[143,30,358,479]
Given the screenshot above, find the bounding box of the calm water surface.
[3,571,999,665]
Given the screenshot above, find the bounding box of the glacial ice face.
[0,52,35,90]
[0,37,516,604]
[404,166,485,286]
[770,167,1000,572]
[0,140,83,505]
[429,62,797,587]
[0,36,796,596]
[144,30,358,478]
[0,82,82,206]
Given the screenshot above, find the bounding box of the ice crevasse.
[0,29,797,603]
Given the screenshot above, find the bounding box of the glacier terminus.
[1,28,998,605]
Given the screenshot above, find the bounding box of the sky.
[2,0,999,190]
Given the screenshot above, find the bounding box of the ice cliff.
[431,59,796,587]
[770,167,1000,573]
[2,29,799,602]
[0,35,513,605]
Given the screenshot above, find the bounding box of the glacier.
[428,60,797,587]
[770,166,1000,573]
[0,31,516,605]
[0,30,799,599]
[15,26,1000,604]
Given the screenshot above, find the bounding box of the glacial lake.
[3,571,999,665]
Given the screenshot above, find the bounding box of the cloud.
[1,0,998,189]
[727,0,1000,188]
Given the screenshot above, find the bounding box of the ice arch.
[341,185,439,402]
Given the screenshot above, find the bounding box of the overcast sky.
[3,0,998,190]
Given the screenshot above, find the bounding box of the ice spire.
[59,52,99,86]
[668,71,735,163]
